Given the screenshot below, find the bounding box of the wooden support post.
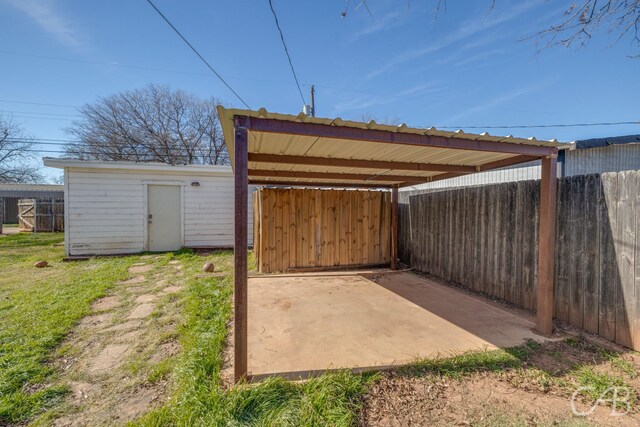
[391,186,399,270]
[536,154,558,335]
[233,117,249,382]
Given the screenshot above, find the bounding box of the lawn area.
[2,234,640,426]
[0,235,370,426]
[0,233,135,423]
[131,250,372,427]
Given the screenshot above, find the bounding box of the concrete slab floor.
[247,271,548,379]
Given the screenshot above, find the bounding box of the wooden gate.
[18,199,35,231]
[254,188,392,273]
[18,198,64,232]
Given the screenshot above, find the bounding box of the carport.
[218,107,563,382]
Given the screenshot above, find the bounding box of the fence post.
[0,198,3,235]
[391,186,398,270]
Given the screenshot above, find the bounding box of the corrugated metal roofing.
[43,158,233,175]
[0,183,63,192]
[218,107,567,187]
[574,134,640,150]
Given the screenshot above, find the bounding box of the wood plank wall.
[398,171,640,351]
[254,188,391,273]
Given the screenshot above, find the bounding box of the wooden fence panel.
[17,198,64,232]
[398,171,640,351]
[254,188,392,273]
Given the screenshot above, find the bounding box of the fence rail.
[399,171,640,351]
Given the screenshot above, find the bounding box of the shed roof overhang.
[218,107,567,188]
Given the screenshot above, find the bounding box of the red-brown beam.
[249,180,393,189]
[233,117,249,382]
[391,186,398,270]
[248,153,477,173]
[244,116,557,157]
[479,155,540,171]
[536,155,558,335]
[249,169,431,183]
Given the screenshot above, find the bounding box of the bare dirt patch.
[45,258,185,426]
[135,294,157,304]
[88,344,131,373]
[161,285,183,294]
[129,264,154,274]
[77,312,114,330]
[91,296,120,311]
[128,303,155,319]
[119,275,145,285]
[360,339,640,426]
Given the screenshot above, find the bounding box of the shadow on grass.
[389,337,638,410]
[0,232,64,248]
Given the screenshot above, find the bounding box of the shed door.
[147,185,181,252]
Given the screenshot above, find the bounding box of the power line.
[0,109,81,117]
[0,50,298,87]
[7,115,76,122]
[435,121,640,130]
[144,0,251,109]
[0,99,79,108]
[268,0,306,106]
[7,138,81,143]
[26,148,221,159]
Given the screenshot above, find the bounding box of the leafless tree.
[531,1,640,53]
[0,115,42,183]
[65,84,229,165]
[345,1,640,55]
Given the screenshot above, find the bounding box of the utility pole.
[310,85,315,117]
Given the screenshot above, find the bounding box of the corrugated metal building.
[563,134,640,176]
[0,183,64,224]
[405,134,640,191]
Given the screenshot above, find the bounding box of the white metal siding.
[66,169,253,255]
[565,144,640,176]
[405,161,543,192]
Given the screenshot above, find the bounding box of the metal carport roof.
[218,107,567,188]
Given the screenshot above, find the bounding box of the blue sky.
[1,0,639,181]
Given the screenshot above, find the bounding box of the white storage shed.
[43,158,253,256]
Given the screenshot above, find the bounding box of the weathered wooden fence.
[254,188,391,273]
[399,171,640,351]
[18,198,64,232]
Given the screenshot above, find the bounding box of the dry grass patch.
[361,338,640,426]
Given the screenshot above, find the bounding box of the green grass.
[0,233,135,424]
[399,339,539,379]
[572,365,630,402]
[133,250,372,427]
[3,235,636,425]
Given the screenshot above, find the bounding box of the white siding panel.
[66,168,254,256]
[405,161,543,192]
[67,170,145,255]
[565,144,640,176]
